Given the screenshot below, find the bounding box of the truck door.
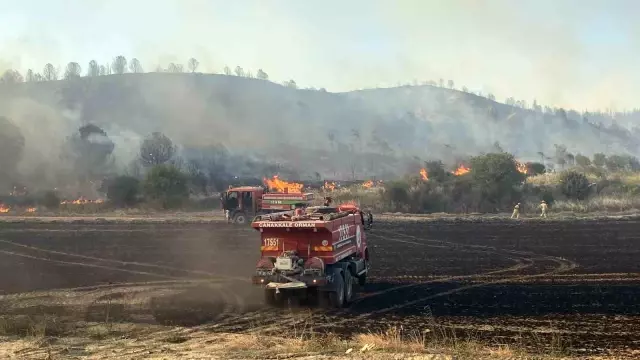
[241,191,254,213]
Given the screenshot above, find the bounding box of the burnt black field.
[0,218,639,355]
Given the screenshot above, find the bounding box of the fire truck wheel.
[233,214,247,224]
[358,259,369,286]
[343,269,354,304]
[328,273,345,308]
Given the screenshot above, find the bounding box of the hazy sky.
[2,0,640,110]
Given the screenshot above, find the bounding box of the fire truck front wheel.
[233,213,247,224]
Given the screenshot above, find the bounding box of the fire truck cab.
[221,186,314,224]
[251,203,373,308]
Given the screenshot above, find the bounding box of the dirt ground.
[0,217,639,359]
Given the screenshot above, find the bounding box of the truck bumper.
[252,274,328,289]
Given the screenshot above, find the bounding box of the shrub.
[527,162,546,176]
[382,181,410,211]
[41,191,60,209]
[559,170,591,200]
[424,160,448,183]
[593,153,606,167]
[412,181,450,213]
[143,165,189,209]
[574,154,591,167]
[469,152,525,211]
[107,176,140,207]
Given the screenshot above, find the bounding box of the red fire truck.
[250,203,373,308]
[221,186,314,224]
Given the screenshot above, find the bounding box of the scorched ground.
[0,217,639,356]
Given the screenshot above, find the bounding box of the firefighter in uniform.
[292,204,305,219]
[511,203,521,219]
[539,200,548,218]
[323,196,333,207]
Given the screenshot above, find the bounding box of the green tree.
[554,144,567,169]
[574,154,591,167]
[627,156,640,171]
[43,63,57,81]
[605,155,628,172]
[41,191,60,210]
[87,60,100,77]
[65,124,115,181]
[111,55,128,74]
[129,58,143,73]
[559,171,591,200]
[1,69,23,83]
[593,153,606,167]
[383,181,410,211]
[284,79,297,89]
[424,160,448,183]
[64,62,82,79]
[143,165,189,209]
[107,176,140,207]
[527,162,546,175]
[25,69,34,82]
[0,117,25,184]
[187,58,199,73]
[140,132,176,167]
[256,69,269,80]
[469,152,525,211]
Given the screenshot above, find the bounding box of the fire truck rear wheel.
[343,269,354,305]
[328,273,345,308]
[358,259,368,286]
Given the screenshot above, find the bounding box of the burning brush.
[324,181,336,191]
[453,165,471,176]
[420,168,428,181]
[263,176,304,193]
[60,197,105,205]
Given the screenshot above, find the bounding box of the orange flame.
[362,180,374,188]
[324,181,336,191]
[263,175,304,193]
[61,197,105,205]
[0,204,9,213]
[419,168,428,181]
[453,165,471,176]
[516,161,528,174]
[26,207,36,213]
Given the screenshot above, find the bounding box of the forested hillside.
[2,60,640,193]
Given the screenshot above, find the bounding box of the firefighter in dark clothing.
[323,196,333,207]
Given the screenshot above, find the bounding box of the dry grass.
[0,315,70,338]
[614,172,640,186]
[552,196,640,213]
[354,327,426,353]
[527,170,640,188]
[0,317,611,360]
[314,186,385,211]
[526,171,603,187]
